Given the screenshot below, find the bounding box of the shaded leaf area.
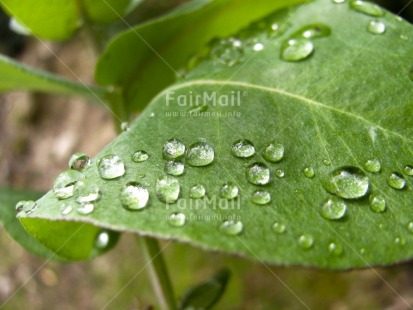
[21,0,413,268]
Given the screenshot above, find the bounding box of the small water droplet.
[61,204,73,215]
[189,184,206,199]
[220,182,239,199]
[121,182,149,210]
[77,203,94,215]
[331,0,346,3]
[320,197,347,220]
[156,176,180,203]
[163,138,185,159]
[403,165,413,176]
[220,220,243,235]
[68,152,90,171]
[251,190,271,205]
[246,162,270,185]
[211,38,244,66]
[407,222,413,233]
[53,170,85,199]
[275,169,285,178]
[253,43,264,51]
[387,172,406,190]
[262,141,284,162]
[349,0,384,17]
[272,222,286,234]
[323,159,331,166]
[15,200,37,214]
[98,154,125,180]
[149,112,155,118]
[132,150,149,163]
[364,158,381,173]
[367,20,386,34]
[231,139,255,158]
[303,167,315,178]
[164,160,185,176]
[74,179,100,203]
[188,105,208,115]
[394,237,406,246]
[168,212,186,227]
[369,194,386,213]
[281,39,314,62]
[298,234,314,249]
[400,35,408,40]
[95,230,110,249]
[120,122,129,131]
[328,242,343,256]
[186,142,215,167]
[323,166,369,199]
[360,248,366,254]
[291,24,331,39]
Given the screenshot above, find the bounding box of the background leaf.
[21,0,413,268]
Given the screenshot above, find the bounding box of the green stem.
[139,236,177,310]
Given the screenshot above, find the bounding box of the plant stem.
[138,236,177,310]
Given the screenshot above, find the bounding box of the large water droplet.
[272,222,286,234]
[251,190,271,205]
[367,20,386,34]
[231,139,255,158]
[303,167,315,178]
[53,170,85,199]
[323,166,369,199]
[220,182,239,199]
[281,39,314,62]
[349,0,384,17]
[211,38,244,67]
[320,197,347,220]
[163,138,185,159]
[328,242,343,256]
[364,158,381,173]
[369,194,386,213]
[77,203,94,215]
[246,162,270,185]
[298,234,314,249]
[132,150,149,163]
[291,24,331,39]
[403,165,413,176]
[74,179,100,203]
[262,141,284,163]
[121,182,149,210]
[95,230,110,249]
[98,154,125,180]
[156,176,180,203]
[189,184,206,199]
[220,220,243,235]
[165,160,185,176]
[387,172,406,190]
[186,142,215,167]
[168,212,186,227]
[15,200,37,215]
[68,152,90,171]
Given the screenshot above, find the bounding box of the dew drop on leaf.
[272,222,286,234]
[262,141,284,163]
[407,222,413,233]
[303,167,315,178]
[349,0,384,17]
[394,237,406,246]
[251,190,271,205]
[168,212,186,227]
[403,165,413,176]
[132,150,149,163]
[74,179,100,203]
[220,220,243,236]
[364,158,381,173]
[231,139,255,158]
[210,38,244,67]
[331,0,346,3]
[189,184,206,199]
[323,166,369,199]
[120,182,149,210]
[53,170,85,199]
[220,182,239,200]
[165,160,185,176]
[323,159,331,166]
[369,194,386,213]
[328,242,344,256]
[95,230,110,249]
[68,152,90,171]
[253,42,264,51]
[320,197,347,220]
[291,24,331,39]
[156,176,180,203]
[298,234,314,249]
[281,39,314,62]
[275,169,285,178]
[246,162,271,185]
[387,172,406,190]
[77,203,94,215]
[367,20,386,34]
[15,200,37,215]
[185,142,215,167]
[120,122,129,131]
[163,138,185,159]
[98,154,125,180]
[60,204,73,215]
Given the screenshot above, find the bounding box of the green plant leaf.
[0,54,110,102]
[20,0,413,268]
[179,268,230,310]
[95,0,306,112]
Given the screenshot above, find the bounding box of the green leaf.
[95,0,306,112]
[0,54,110,102]
[83,0,142,24]
[179,268,230,310]
[21,0,413,268]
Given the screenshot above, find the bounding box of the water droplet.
[387,172,406,190]
[251,190,271,205]
[364,158,381,173]
[95,230,110,249]
[367,20,386,34]
[186,142,215,167]
[220,182,239,199]
[68,152,90,171]
[168,212,186,227]
[323,166,369,199]
[189,184,206,199]
[403,165,413,176]
[77,203,94,215]
[98,154,125,180]
[407,222,413,233]
[156,176,180,203]
[262,141,284,162]
[211,38,244,67]
[281,39,314,62]
[303,167,315,178]
[291,24,331,39]
[369,194,386,213]
[163,138,185,159]
[395,237,406,246]
[53,170,85,199]
[331,0,346,3]
[164,160,185,176]
[360,248,366,254]
[246,162,270,185]
[220,220,243,235]
[120,182,149,210]
[320,197,347,220]
[275,169,285,178]
[132,150,149,163]
[231,139,255,158]
[188,105,208,115]
[298,234,314,249]
[120,122,129,131]
[272,222,286,234]
[74,179,100,203]
[150,112,155,118]
[400,35,408,40]
[328,242,343,256]
[61,204,73,215]
[15,200,37,214]
[323,159,331,166]
[349,0,384,16]
[253,43,264,51]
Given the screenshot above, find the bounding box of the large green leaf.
[20,0,413,268]
[95,0,305,112]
